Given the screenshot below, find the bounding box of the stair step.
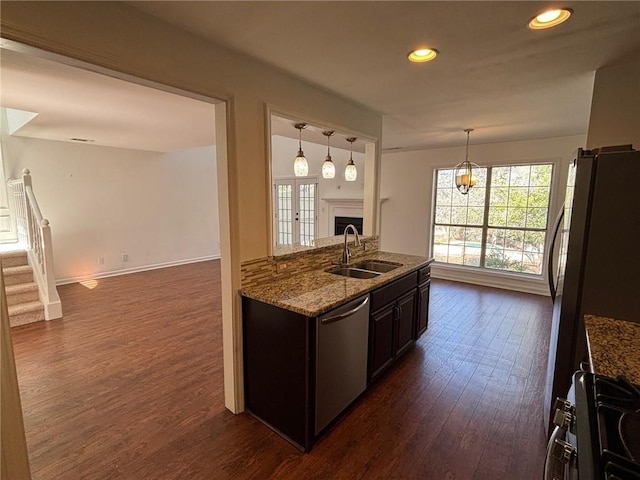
[1,250,28,268]
[2,264,34,285]
[8,300,45,327]
[5,282,40,306]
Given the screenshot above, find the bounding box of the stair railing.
[7,169,62,320]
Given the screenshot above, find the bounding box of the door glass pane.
[298,182,316,246]
[276,184,293,245]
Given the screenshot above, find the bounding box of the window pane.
[436,188,453,207]
[530,164,553,186]
[524,230,545,252]
[510,165,530,186]
[508,186,529,207]
[463,228,482,266]
[467,186,485,206]
[490,187,509,206]
[526,207,548,229]
[437,169,454,188]
[451,190,470,206]
[488,206,507,227]
[485,229,525,272]
[528,186,550,208]
[435,205,451,224]
[450,206,468,225]
[506,207,526,228]
[433,226,451,263]
[492,167,510,186]
[467,207,484,225]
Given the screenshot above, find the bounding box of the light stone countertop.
[584,314,640,385]
[239,251,432,317]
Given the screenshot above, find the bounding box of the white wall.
[587,56,640,149]
[2,135,219,283]
[1,0,382,414]
[271,135,365,238]
[380,134,586,295]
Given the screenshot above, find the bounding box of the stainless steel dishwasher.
[315,294,370,435]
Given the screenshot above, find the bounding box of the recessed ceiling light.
[528,8,572,29]
[408,48,438,63]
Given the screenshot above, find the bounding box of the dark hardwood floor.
[10,261,552,479]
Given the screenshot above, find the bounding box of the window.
[274,177,318,246]
[433,163,553,274]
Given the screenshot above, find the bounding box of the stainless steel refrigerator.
[544,145,640,431]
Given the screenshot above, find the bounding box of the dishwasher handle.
[320,296,369,325]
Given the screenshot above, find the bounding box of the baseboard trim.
[432,263,550,297]
[56,255,221,286]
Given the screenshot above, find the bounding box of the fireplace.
[335,216,363,235]
[323,197,363,238]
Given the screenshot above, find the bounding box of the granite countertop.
[584,314,640,385]
[239,251,432,317]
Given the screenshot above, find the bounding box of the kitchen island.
[240,251,432,451]
[240,251,430,317]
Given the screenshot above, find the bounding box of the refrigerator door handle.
[548,208,564,302]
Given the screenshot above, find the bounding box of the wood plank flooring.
[10,261,552,479]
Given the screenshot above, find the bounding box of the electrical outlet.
[121,253,129,262]
[277,262,288,273]
[98,257,104,265]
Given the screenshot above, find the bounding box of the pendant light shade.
[321,130,336,179]
[345,137,358,182]
[454,129,479,195]
[293,123,308,177]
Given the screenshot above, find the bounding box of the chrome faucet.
[341,224,361,264]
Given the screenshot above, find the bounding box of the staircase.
[1,250,45,327]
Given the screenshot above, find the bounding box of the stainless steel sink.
[351,260,401,273]
[326,267,381,279]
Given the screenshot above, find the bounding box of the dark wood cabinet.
[242,297,312,450]
[396,290,416,356]
[416,280,430,338]
[415,265,431,338]
[368,275,418,384]
[369,303,395,381]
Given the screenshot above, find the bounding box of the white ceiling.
[131,0,640,150]
[1,2,638,152]
[0,48,216,152]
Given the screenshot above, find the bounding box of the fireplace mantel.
[321,197,364,205]
[322,198,364,237]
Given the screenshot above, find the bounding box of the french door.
[274,177,318,246]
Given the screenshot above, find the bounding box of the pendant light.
[454,129,479,195]
[321,130,336,179]
[344,137,358,182]
[293,123,308,177]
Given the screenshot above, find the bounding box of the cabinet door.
[369,304,395,383]
[395,291,416,357]
[416,281,430,338]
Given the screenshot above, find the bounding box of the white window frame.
[431,163,554,276]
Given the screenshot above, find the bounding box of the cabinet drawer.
[370,273,417,312]
[418,266,431,285]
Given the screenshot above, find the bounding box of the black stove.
[568,372,640,479]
